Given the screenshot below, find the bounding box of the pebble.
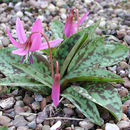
[17,126,28,130]
[48,4,56,12]
[121,113,129,121]
[14,106,24,114]
[13,115,28,127]
[0,97,15,109]
[99,20,106,27]
[0,116,11,126]
[25,114,36,122]
[42,125,50,130]
[124,100,130,107]
[79,120,94,129]
[63,107,74,116]
[16,11,23,18]
[50,121,62,130]
[41,98,46,111]
[34,93,43,102]
[15,100,24,107]
[28,120,36,129]
[124,77,130,89]
[74,127,84,130]
[1,37,10,47]
[120,61,129,69]
[127,108,130,119]
[117,30,126,39]
[14,2,22,11]
[117,120,130,129]
[32,101,40,111]
[61,13,67,20]
[122,104,128,113]
[119,88,128,97]
[9,126,16,130]
[105,123,119,130]
[124,35,130,45]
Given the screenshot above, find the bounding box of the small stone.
[17,126,28,130]
[25,114,36,122]
[50,121,62,130]
[124,78,130,89]
[99,20,106,27]
[105,123,119,130]
[1,37,10,47]
[15,100,24,107]
[23,95,34,105]
[13,115,28,127]
[16,11,23,18]
[121,113,129,121]
[8,126,16,130]
[28,0,39,8]
[124,100,130,107]
[127,108,130,119]
[14,106,24,114]
[79,120,94,129]
[0,116,11,126]
[63,108,74,116]
[110,23,118,30]
[124,35,130,45]
[96,28,102,35]
[28,120,36,129]
[122,104,128,113]
[15,96,22,101]
[119,88,128,97]
[41,98,46,111]
[14,2,22,11]
[124,21,130,26]
[42,125,50,130]
[61,14,67,20]
[117,120,130,129]
[32,101,40,111]
[48,4,56,12]
[0,97,15,109]
[108,66,117,73]
[75,127,84,130]
[117,30,126,39]
[34,93,43,102]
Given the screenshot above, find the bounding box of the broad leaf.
[79,82,122,121]
[0,126,8,130]
[50,20,64,39]
[0,75,51,95]
[12,63,53,88]
[68,37,129,72]
[62,86,101,125]
[61,69,123,89]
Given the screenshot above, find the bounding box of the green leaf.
[62,86,101,125]
[42,48,57,57]
[61,69,123,89]
[0,75,51,95]
[68,37,129,72]
[0,47,51,77]
[50,20,64,39]
[0,126,8,130]
[79,82,122,121]
[12,63,53,88]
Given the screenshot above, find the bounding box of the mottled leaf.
[68,37,129,72]
[61,69,123,89]
[12,63,53,88]
[0,75,51,95]
[0,126,8,130]
[50,20,64,39]
[62,86,101,125]
[79,82,122,121]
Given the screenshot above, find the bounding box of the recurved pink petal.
[79,12,89,25]
[12,48,28,56]
[6,27,21,48]
[52,73,60,107]
[40,39,63,50]
[16,18,27,43]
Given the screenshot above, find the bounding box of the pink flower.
[7,18,63,64]
[64,9,89,38]
[51,61,60,107]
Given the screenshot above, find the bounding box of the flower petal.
[12,48,28,56]
[16,18,27,43]
[52,74,60,107]
[79,12,89,25]
[30,19,42,51]
[6,27,21,48]
[40,39,63,50]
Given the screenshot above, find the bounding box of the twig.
[45,117,84,121]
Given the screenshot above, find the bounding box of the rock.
[34,93,43,102]
[16,11,23,18]
[41,98,46,111]
[14,2,22,11]
[127,108,130,119]
[15,100,24,107]
[28,120,36,129]
[124,21,130,26]
[61,13,67,20]
[124,35,130,45]
[14,106,24,114]
[120,61,129,69]
[15,96,22,101]
[40,1,48,9]
[42,125,50,130]
[100,109,110,120]
[96,28,102,35]
[28,0,39,8]
[23,95,34,105]
[0,97,15,109]
[105,123,119,130]
[110,22,118,30]
[32,101,40,111]
[119,88,128,97]
[0,116,11,126]
[117,30,126,39]
[121,113,129,121]
[48,4,56,12]
[1,37,10,47]
[13,115,28,127]
[25,114,36,122]
[79,120,94,129]
[117,120,130,129]
[63,108,74,116]
[75,127,84,130]
[8,126,16,130]
[24,11,32,17]
[124,78,130,89]
[124,100,130,107]
[50,121,62,130]
[108,66,117,73]
[99,20,106,27]
[122,104,128,113]
[17,126,28,130]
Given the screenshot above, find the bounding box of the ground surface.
[0,0,130,130]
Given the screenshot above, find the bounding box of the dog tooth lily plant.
[0,9,129,125]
